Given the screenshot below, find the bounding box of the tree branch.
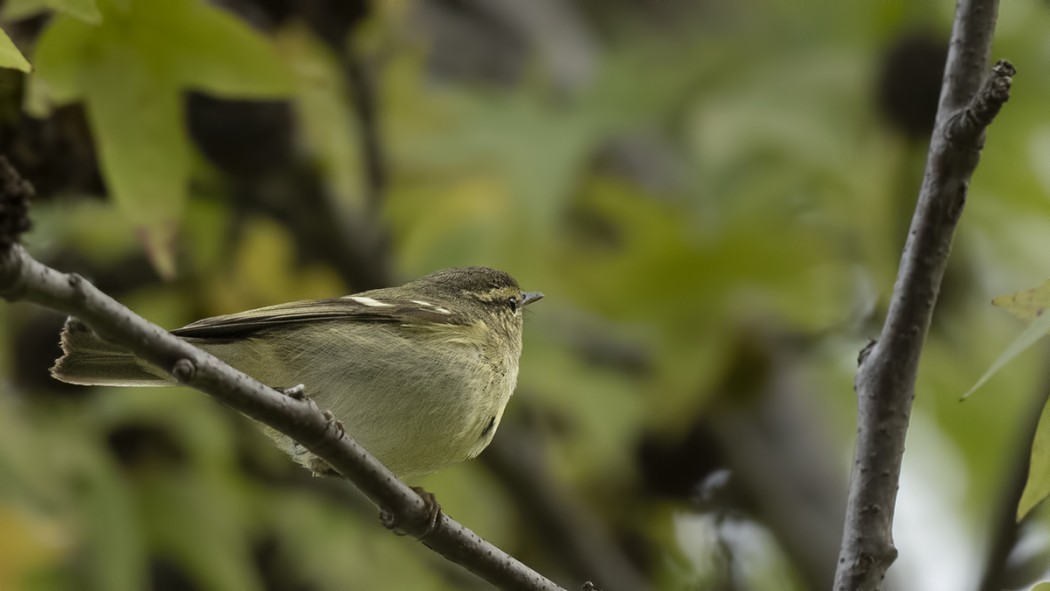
[834,0,1012,588]
[0,159,564,591]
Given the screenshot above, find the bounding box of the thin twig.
[0,165,564,591]
[834,0,1012,588]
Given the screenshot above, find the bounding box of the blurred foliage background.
[2,0,1050,589]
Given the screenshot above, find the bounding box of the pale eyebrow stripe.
[411,300,433,307]
[348,296,394,307]
[470,288,505,302]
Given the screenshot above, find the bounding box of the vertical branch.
[834,0,1012,588]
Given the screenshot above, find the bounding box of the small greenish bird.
[51,267,543,479]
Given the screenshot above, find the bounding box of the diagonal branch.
[0,159,564,591]
[834,0,1012,588]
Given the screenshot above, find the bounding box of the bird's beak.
[522,292,544,307]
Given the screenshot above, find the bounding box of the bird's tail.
[50,318,171,386]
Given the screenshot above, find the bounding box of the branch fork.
[947,59,1015,145]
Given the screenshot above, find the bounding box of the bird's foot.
[305,409,344,476]
[274,384,307,400]
[321,409,345,440]
[275,384,345,477]
[380,487,442,538]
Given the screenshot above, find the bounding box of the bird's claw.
[275,385,345,475]
[321,409,345,439]
[275,384,307,400]
[380,487,442,538]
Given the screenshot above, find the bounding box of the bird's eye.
[508,296,519,312]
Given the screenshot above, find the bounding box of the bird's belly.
[325,370,510,478]
[206,329,515,478]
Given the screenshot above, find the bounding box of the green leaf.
[1020,398,1050,519]
[0,0,43,21]
[962,308,1050,400]
[162,2,292,96]
[30,0,292,275]
[0,28,31,72]
[2,0,101,23]
[25,15,95,110]
[47,0,101,22]
[81,48,187,279]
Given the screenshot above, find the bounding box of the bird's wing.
[172,297,467,340]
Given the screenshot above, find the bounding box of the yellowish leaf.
[965,279,1050,399]
[0,504,70,588]
[1,0,101,23]
[993,278,1050,322]
[0,28,30,72]
[1019,398,1050,520]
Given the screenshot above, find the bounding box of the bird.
[51,266,543,480]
